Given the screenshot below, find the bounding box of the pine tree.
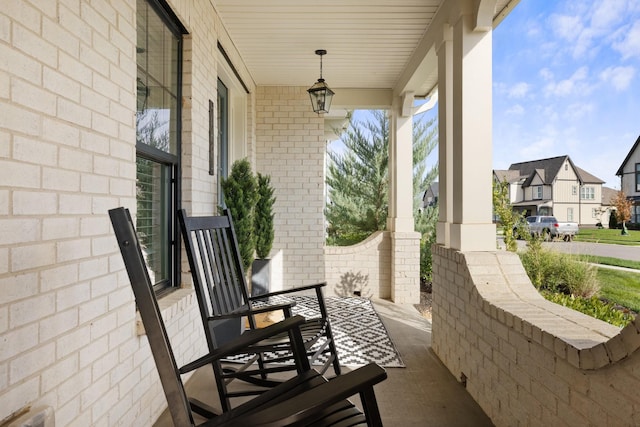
[221,159,258,270]
[255,173,276,259]
[325,110,438,249]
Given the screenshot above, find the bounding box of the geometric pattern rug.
[289,296,405,368]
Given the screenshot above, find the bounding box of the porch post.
[436,24,453,247]
[388,96,420,304]
[447,1,496,251]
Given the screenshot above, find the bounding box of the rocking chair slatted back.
[180,211,257,348]
[190,215,246,317]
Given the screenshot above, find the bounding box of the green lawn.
[597,267,640,313]
[575,228,640,245]
[578,255,640,270]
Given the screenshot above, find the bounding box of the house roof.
[616,134,640,176]
[602,186,618,206]
[508,155,604,186]
[493,170,520,183]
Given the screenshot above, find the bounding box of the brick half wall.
[431,245,640,426]
[324,231,391,299]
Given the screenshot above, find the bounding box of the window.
[580,186,595,200]
[533,186,543,200]
[572,186,577,196]
[592,208,598,218]
[636,164,640,192]
[634,205,640,224]
[136,0,184,292]
[567,208,573,222]
[217,79,229,207]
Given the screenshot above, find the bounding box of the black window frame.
[136,0,186,294]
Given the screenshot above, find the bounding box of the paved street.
[513,239,640,262]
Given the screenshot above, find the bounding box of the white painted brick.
[56,282,90,312]
[10,292,55,328]
[42,217,79,241]
[0,13,10,43]
[0,323,38,361]
[40,264,79,293]
[60,147,94,173]
[0,103,41,136]
[0,301,7,333]
[13,22,56,67]
[43,167,81,192]
[11,78,57,116]
[0,376,40,421]
[79,335,109,369]
[43,19,79,58]
[11,242,56,272]
[0,42,43,85]
[56,238,91,263]
[56,324,91,359]
[42,354,78,393]
[58,97,91,128]
[59,193,92,214]
[42,117,81,147]
[9,342,55,384]
[0,218,39,245]
[59,3,91,42]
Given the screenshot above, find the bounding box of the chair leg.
[325,322,341,375]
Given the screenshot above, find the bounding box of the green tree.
[254,173,276,259]
[325,110,438,278]
[492,178,522,252]
[221,159,258,270]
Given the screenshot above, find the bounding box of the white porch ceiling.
[213,0,516,105]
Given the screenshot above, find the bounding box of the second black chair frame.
[178,208,341,412]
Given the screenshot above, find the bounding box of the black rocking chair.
[109,207,386,426]
[178,208,341,412]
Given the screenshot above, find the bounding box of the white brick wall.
[432,245,640,426]
[324,231,392,298]
[0,1,217,425]
[255,86,327,288]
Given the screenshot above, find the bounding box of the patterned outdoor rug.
[291,296,405,368]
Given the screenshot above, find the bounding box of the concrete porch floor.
[155,299,494,426]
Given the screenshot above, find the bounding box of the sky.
[493,0,640,189]
[331,0,640,190]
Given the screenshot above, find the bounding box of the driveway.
[513,239,640,262]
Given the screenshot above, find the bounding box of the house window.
[636,164,640,192]
[217,79,229,207]
[592,208,598,218]
[634,205,640,224]
[572,186,577,196]
[136,0,184,293]
[567,208,573,222]
[580,186,595,200]
[533,186,543,200]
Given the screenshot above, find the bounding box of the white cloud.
[564,102,595,120]
[519,137,555,160]
[508,82,530,99]
[613,20,640,59]
[539,68,554,81]
[599,66,636,90]
[544,66,590,97]
[505,104,524,115]
[549,14,583,42]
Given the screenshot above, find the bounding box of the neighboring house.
[599,186,618,227]
[616,135,640,224]
[493,155,606,225]
[422,182,439,208]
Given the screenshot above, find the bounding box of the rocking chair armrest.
[208,301,296,321]
[178,315,307,374]
[210,363,387,427]
[248,282,326,300]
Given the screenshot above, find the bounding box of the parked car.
[513,215,579,241]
